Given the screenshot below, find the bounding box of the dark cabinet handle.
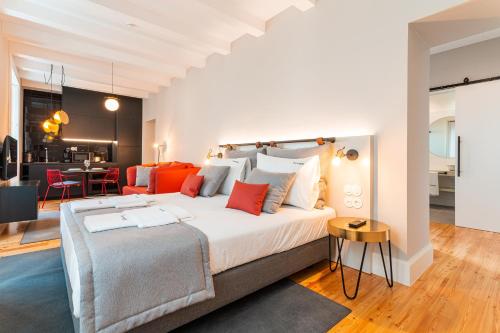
[457,136,461,177]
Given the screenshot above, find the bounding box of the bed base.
[61,237,329,333]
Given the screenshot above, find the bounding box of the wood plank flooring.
[0,200,61,257]
[0,201,498,332]
[291,223,499,332]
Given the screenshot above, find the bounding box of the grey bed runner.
[60,204,214,333]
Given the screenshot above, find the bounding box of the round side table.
[327,217,393,299]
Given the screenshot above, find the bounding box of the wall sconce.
[153,142,166,163]
[332,146,359,166]
[205,148,223,165]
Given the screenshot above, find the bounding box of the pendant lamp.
[104,62,120,111]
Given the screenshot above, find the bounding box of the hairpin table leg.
[336,238,368,300]
[378,241,394,287]
[328,235,344,272]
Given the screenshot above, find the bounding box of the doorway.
[143,119,156,163]
[429,90,456,225]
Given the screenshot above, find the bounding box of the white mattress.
[60,193,336,318]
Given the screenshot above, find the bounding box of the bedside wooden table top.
[327,217,390,243]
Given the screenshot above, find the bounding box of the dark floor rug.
[0,249,73,333]
[430,205,455,225]
[20,211,61,244]
[174,279,351,333]
[0,250,350,333]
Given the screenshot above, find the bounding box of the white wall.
[0,28,10,140]
[144,0,466,285]
[431,37,500,87]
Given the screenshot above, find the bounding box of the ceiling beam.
[1,0,206,68]
[21,79,62,93]
[194,0,266,37]
[9,42,171,87]
[19,69,150,99]
[14,57,160,93]
[88,0,231,56]
[286,0,316,11]
[3,20,187,78]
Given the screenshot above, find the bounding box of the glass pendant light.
[104,62,120,111]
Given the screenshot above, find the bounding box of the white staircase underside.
[0,0,316,98]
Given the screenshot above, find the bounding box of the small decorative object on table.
[83,159,90,171]
[328,217,393,299]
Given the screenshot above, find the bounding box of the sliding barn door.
[455,80,500,232]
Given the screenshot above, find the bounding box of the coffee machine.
[63,147,72,163]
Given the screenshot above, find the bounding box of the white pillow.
[257,153,320,210]
[208,157,251,195]
[135,166,153,187]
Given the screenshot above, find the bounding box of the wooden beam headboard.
[219,137,336,150]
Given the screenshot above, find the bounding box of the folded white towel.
[158,204,194,222]
[114,200,149,209]
[70,199,114,213]
[84,213,136,233]
[122,206,179,228]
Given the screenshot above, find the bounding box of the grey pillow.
[224,148,266,169]
[197,165,230,197]
[246,168,296,213]
[266,143,333,209]
[135,166,153,187]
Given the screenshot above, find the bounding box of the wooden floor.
[1,202,498,332]
[0,200,61,257]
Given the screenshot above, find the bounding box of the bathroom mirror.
[429,116,455,158]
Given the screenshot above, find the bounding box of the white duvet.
[60,193,336,318]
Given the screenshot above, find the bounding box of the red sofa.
[122,162,200,195]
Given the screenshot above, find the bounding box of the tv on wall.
[0,135,17,180]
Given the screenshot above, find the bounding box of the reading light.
[205,147,223,165]
[153,142,166,163]
[332,146,359,166]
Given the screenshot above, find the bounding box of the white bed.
[60,193,336,318]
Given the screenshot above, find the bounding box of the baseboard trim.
[370,242,434,286]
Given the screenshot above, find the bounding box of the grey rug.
[0,249,74,333]
[0,250,350,333]
[174,279,351,333]
[20,211,60,244]
[430,205,455,225]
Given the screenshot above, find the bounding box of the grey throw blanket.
[60,204,214,333]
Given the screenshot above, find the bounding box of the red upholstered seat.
[122,185,148,195]
[123,162,199,195]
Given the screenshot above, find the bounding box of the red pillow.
[226,181,269,216]
[180,174,204,197]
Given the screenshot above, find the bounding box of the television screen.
[1,135,17,180]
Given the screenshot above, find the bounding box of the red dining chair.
[41,169,81,208]
[88,167,121,195]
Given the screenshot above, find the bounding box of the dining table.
[62,168,109,197]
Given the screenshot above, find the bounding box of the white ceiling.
[0,0,316,98]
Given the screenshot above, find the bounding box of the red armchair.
[122,162,200,195]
